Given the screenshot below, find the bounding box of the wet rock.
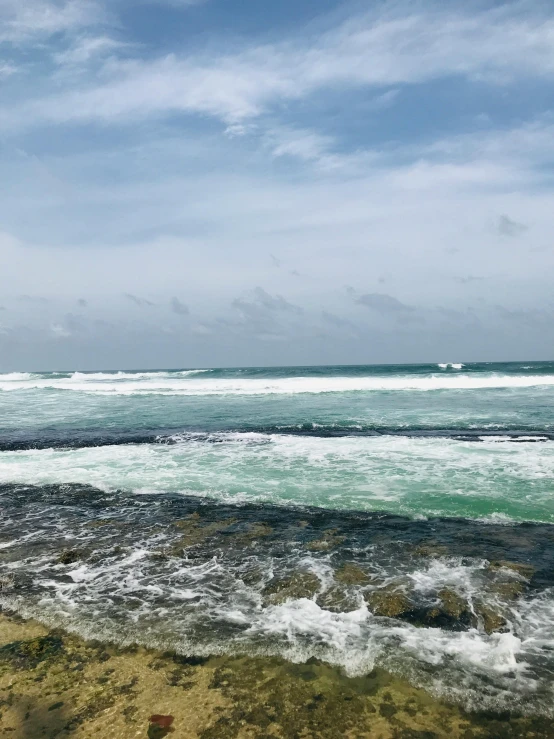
[490,581,524,600]
[317,586,360,613]
[475,605,507,635]
[334,563,370,586]
[263,572,320,605]
[365,587,411,618]
[437,588,466,619]
[395,588,475,631]
[57,549,83,565]
[240,565,265,586]
[417,589,474,631]
[487,560,535,579]
[307,529,346,552]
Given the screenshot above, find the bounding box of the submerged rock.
[413,542,449,558]
[263,572,320,605]
[226,521,273,547]
[0,635,64,669]
[307,529,346,552]
[148,714,174,738]
[171,515,236,551]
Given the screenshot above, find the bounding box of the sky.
[1,0,554,370]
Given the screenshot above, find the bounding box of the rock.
[334,563,370,586]
[317,586,360,613]
[149,714,174,728]
[399,589,475,631]
[263,572,320,605]
[421,588,474,630]
[475,605,507,635]
[365,587,411,618]
[172,516,236,549]
[490,581,524,600]
[307,529,346,552]
[437,588,466,619]
[229,522,273,546]
[57,549,83,565]
[0,636,64,669]
[413,542,448,558]
[487,560,535,579]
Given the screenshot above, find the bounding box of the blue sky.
[1,0,554,369]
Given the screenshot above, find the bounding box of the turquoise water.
[1,361,554,715]
[1,361,554,522]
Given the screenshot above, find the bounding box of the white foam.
[2,370,554,395]
[479,435,549,442]
[0,372,34,382]
[1,433,553,520]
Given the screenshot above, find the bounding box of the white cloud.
[0,0,105,43]
[268,127,335,163]
[53,35,127,66]
[4,2,554,129]
[50,322,71,338]
[0,63,17,78]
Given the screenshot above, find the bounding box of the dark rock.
[0,636,64,669]
[57,550,82,565]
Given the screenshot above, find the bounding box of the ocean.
[1,361,554,718]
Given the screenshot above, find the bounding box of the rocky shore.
[1,610,553,738]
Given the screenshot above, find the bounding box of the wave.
[1,426,552,451]
[438,363,465,370]
[3,371,554,395]
[1,432,553,523]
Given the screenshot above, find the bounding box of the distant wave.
[438,363,465,370]
[2,370,554,395]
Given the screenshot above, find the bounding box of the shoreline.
[1,610,553,738]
